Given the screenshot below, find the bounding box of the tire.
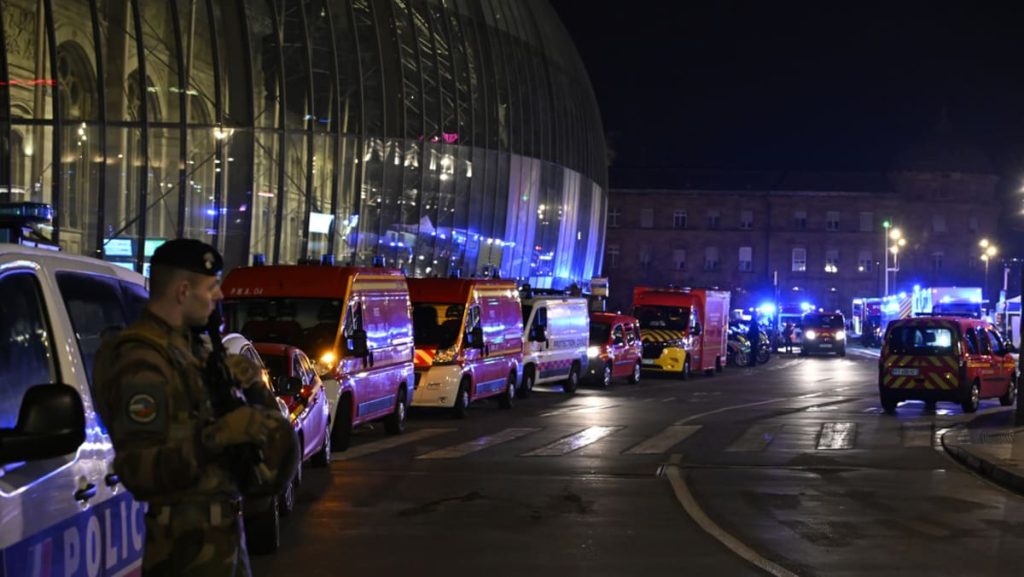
[384,387,408,435]
[331,395,353,451]
[599,362,612,388]
[518,367,535,399]
[757,347,770,364]
[310,426,331,468]
[452,380,470,419]
[498,372,516,409]
[628,361,641,384]
[681,358,691,381]
[733,351,748,368]
[563,363,580,394]
[880,391,898,414]
[961,380,980,414]
[999,374,1017,407]
[279,464,298,517]
[715,357,723,373]
[246,497,280,555]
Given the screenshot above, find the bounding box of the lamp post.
[883,222,904,297]
[979,238,998,304]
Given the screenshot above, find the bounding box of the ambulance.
[221,264,415,450]
[0,245,149,576]
[519,291,590,395]
[408,278,523,417]
[632,287,730,378]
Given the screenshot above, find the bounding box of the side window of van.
[343,302,363,337]
[623,324,636,345]
[56,272,130,389]
[466,306,481,333]
[964,328,979,355]
[0,271,57,428]
[985,329,1005,356]
[612,325,625,345]
[977,328,992,354]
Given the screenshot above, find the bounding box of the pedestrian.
[747,320,761,366]
[783,322,794,353]
[93,239,296,577]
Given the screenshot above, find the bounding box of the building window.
[932,251,944,271]
[640,208,654,229]
[858,250,872,272]
[792,247,807,272]
[739,210,753,230]
[825,249,839,274]
[706,210,720,230]
[932,214,947,233]
[608,207,621,228]
[673,210,687,229]
[738,246,753,272]
[704,246,720,271]
[639,246,652,269]
[826,211,840,231]
[793,210,807,230]
[860,211,874,232]
[673,249,687,270]
[968,216,979,233]
[606,244,619,269]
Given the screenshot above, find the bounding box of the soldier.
[94,239,294,577]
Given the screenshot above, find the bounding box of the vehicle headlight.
[433,345,461,364]
[805,330,817,340]
[835,330,846,340]
[587,346,602,358]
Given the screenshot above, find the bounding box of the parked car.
[879,316,1017,414]
[255,342,332,469]
[586,312,643,387]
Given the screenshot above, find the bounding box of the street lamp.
[883,222,905,296]
[980,239,998,302]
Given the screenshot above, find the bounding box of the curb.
[941,425,1024,496]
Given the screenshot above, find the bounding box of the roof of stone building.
[609,168,892,193]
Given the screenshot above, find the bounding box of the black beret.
[150,239,223,276]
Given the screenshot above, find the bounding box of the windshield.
[886,326,955,355]
[590,322,611,345]
[803,314,844,329]
[634,305,690,331]
[223,298,341,356]
[412,303,464,349]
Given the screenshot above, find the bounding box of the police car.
[0,244,148,576]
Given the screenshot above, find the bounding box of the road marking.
[665,455,799,577]
[673,397,791,425]
[901,423,935,447]
[816,422,857,450]
[538,403,619,417]
[332,428,455,461]
[662,396,677,402]
[625,425,702,455]
[417,428,540,459]
[522,426,622,456]
[727,424,784,452]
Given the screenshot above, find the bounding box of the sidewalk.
[941,411,1024,496]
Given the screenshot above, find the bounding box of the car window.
[624,324,637,345]
[241,344,263,367]
[612,325,624,344]
[0,271,58,428]
[298,352,315,382]
[121,280,149,323]
[886,325,955,355]
[985,329,1004,356]
[56,272,130,389]
[964,328,979,355]
[292,353,305,383]
[977,328,992,354]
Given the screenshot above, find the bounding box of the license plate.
[642,359,656,366]
[891,368,919,376]
[819,344,832,348]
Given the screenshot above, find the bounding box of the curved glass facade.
[0,0,605,286]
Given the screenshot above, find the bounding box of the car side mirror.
[275,375,304,396]
[348,329,369,357]
[0,384,86,465]
[470,326,485,349]
[530,325,548,342]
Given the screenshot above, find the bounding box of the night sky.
[549,1,1024,188]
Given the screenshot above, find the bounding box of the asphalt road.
[252,351,1024,576]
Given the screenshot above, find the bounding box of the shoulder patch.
[127,393,158,424]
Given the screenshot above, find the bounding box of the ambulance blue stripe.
[358,394,395,417]
[475,377,508,395]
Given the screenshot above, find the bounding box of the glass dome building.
[0,0,606,286]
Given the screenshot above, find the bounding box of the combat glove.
[202,406,274,453]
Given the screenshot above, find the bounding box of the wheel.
[733,351,748,368]
[331,396,353,451]
[628,361,641,384]
[999,374,1017,407]
[279,466,298,517]
[518,367,535,399]
[961,380,980,414]
[498,372,515,409]
[246,497,280,555]
[563,363,580,394]
[599,362,612,388]
[715,357,723,373]
[452,380,470,419]
[681,358,691,381]
[757,347,770,364]
[880,392,898,414]
[310,426,331,467]
[384,387,407,435]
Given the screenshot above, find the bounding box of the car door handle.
[104,473,120,487]
[74,483,98,502]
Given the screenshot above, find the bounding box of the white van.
[519,294,590,395]
[0,245,148,575]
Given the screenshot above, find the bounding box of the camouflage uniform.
[93,240,289,577]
